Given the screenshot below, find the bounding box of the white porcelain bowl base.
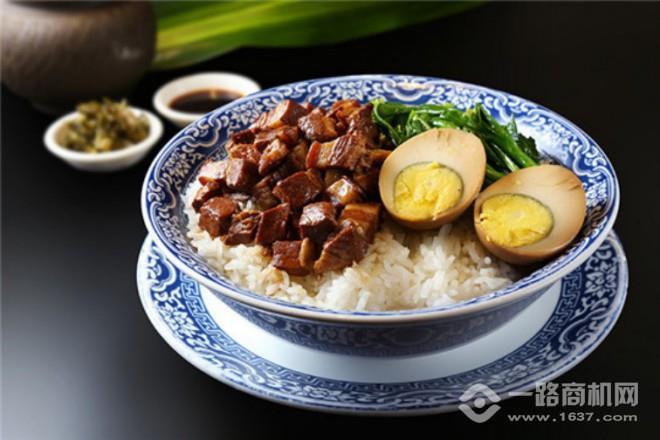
[204,280,560,383]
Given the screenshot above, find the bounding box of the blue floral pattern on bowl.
[137,233,627,414]
[141,75,619,323]
[218,290,547,356]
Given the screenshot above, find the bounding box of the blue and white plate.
[137,233,628,415]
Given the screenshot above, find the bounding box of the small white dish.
[152,72,261,127]
[44,107,163,172]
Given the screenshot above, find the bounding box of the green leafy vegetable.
[153,1,480,70]
[371,100,540,183]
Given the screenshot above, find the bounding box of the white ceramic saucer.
[137,233,627,415]
[44,107,163,172]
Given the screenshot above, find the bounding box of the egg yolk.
[393,162,463,220]
[478,194,553,248]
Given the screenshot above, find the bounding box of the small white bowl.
[44,107,163,172]
[153,72,261,127]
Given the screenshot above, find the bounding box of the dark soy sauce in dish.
[169,88,243,114]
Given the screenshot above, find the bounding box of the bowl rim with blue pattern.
[141,74,619,323]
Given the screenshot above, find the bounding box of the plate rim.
[137,232,628,416]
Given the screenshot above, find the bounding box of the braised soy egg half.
[473,164,587,265]
[379,128,486,230]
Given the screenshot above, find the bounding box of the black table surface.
[3,2,659,438]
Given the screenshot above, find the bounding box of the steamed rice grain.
[184,182,517,311]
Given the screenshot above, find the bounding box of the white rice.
[184,182,518,311]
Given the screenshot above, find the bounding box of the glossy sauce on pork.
[192,99,390,275]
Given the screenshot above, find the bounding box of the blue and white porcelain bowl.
[141,75,619,357]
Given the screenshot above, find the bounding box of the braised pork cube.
[225,159,257,192]
[287,140,309,171]
[251,176,279,210]
[258,139,289,175]
[272,170,323,209]
[313,226,368,273]
[305,141,326,170]
[298,202,337,244]
[347,103,378,141]
[265,100,309,129]
[254,125,300,149]
[198,159,227,185]
[199,197,238,238]
[192,181,224,212]
[297,108,338,142]
[328,99,361,124]
[227,142,260,164]
[338,203,381,243]
[325,177,364,208]
[276,126,301,146]
[255,203,291,246]
[305,132,367,171]
[224,211,261,245]
[252,129,271,150]
[226,128,256,150]
[272,238,315,276]
[231,128,256,144]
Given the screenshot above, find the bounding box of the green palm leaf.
[153,1,479,70]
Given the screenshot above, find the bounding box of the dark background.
[3,2,659,439]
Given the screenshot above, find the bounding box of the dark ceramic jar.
[1,1,155,113]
